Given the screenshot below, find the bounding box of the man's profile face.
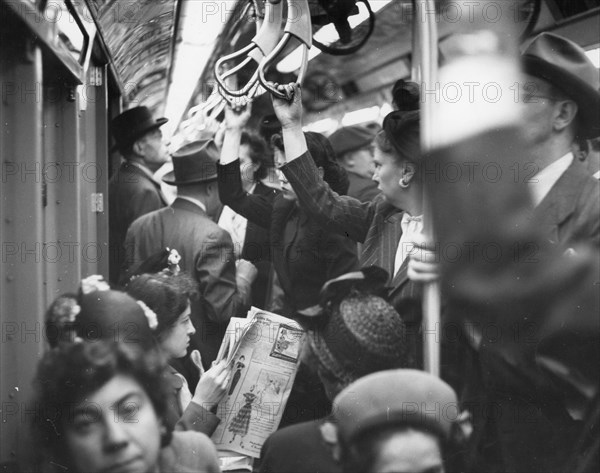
[139,128,169,169]
[344,146,376,179]
[63,374,162,473]
[519,75,560,147]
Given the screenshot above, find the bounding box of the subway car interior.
[1,0,599,471]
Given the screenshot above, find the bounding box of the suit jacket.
[532,157,600,249]
[124,198,251,367]
[346,171,381,203]
[258,419,340,473]
[218,160,358,317]
[109,161,166,284]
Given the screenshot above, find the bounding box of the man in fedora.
[109,106,170,284]
[124,139,257,372]
[520,32,600,248]
[328,125,380,202]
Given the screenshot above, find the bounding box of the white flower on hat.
[136,300,158,331]
[81,275,110,294]
[67,303,81,323]
[166,248,181,275]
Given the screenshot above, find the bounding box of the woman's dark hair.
[31,341,172,467]
[392,79,421,111]
[271,131,349,195]
[340,423,466,473]
[375,110,421,167]
[126,272,197,338]
[378,80,421,167]
[240,130,272,181]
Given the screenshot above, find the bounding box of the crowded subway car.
[1,0,599,472]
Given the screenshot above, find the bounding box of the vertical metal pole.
[414,0,440,376]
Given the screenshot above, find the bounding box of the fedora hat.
[111,106,168,152]
[162,139,219,185]
[522,33,600,139]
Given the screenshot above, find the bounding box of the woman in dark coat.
[218,104,358,427]
[217,104,358,318]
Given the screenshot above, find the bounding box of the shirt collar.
[401,213,423,227]
[177,195,207,212]
[528,152,573,207]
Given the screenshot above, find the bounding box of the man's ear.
[317,166,325,180]
[132,138,145,156]
[553,100,578,133]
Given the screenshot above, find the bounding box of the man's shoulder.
[267,419,324,444]
[109,162,158,192]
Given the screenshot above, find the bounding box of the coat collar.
[171,197,209,216]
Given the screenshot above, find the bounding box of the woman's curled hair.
[126,272,197,338]
[31,341,172,461]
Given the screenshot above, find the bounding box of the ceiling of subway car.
[92,0,179,116]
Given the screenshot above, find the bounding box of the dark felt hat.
[76,290,155,349]
[522,33,600,139]
[329,125,376,158]
[111,106,168,152]
[305,268,407,385]
[162,139,219,185]
[333,369,459,443]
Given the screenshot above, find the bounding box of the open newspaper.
[212,307,304,463]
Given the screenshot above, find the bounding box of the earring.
[399,177,410,189]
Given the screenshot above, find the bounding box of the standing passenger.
[217,104,358,318]
[328,125,380,202]
[218,131,277,308]
[520,33,600,248]
[109,106,169,284]
[270,82,425,366]
[124,139,257,370]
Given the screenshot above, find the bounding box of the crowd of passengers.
[29,32,599,473]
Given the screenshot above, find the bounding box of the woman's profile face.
[370,428,444,473]
[372,146,404,208]
[159,303,195,359]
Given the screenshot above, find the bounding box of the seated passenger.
[45,274,229,436]
[332,369,469,473]
[257,267,409,473]
[126,266,230,435]
[30,340,220,473]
